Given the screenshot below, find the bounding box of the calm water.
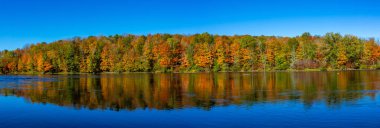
[1,71,380,128]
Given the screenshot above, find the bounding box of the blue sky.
[1,0,379,50]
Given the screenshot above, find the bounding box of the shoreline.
[1,68,379,75]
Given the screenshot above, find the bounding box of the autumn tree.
[237,36,252,70]
[342,35,363,68]
[323,33,342,69]
[0,33,379,73]
[265,38,276,69]
[274,38,291,70]
[336,42,348,69]
[86,37,103,73]
[194,43,213,71]
[361,39,380,68]
[153,39,171,71]
[213,36,230,71]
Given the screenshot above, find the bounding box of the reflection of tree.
[0,71,379,111]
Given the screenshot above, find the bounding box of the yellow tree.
[17,53,29,72]
[240,48,252,70]
[169,36,183,71]
[336,42,348,69]
[36,53,44,72]
[213,36,229,71]
[100,43,116,72]
[265,38,276,68]
[362,39,380,67]
[194,43,213,70]
[153,41,171,71]
[230,39,241,70]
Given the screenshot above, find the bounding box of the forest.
[0,32,379,74]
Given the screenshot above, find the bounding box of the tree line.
[0,32,379,74]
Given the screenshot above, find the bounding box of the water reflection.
[1,71,379,111]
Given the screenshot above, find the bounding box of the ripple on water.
[0,75,57,89]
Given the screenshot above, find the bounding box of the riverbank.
[1,68,379,75]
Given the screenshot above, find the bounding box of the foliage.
[0,33,379,74]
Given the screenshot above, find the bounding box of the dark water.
[1,71,380,128]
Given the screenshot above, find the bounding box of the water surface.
[1,71,380,128]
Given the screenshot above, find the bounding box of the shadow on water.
[0,71,380,111]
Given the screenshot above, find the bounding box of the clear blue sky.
[1,0,380,50]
